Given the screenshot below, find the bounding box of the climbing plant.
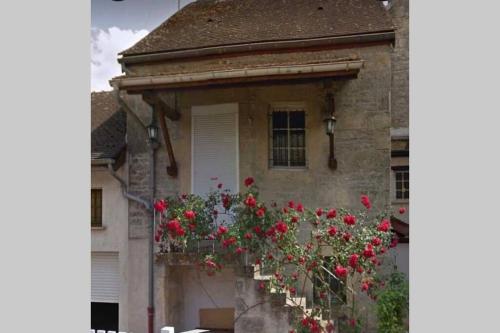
[153,177,400,333]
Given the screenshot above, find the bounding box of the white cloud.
[91,27,149,92]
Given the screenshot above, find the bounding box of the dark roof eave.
[119,30,395,65]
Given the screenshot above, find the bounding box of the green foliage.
[375,272,409,333]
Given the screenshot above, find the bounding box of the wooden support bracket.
[142,91,179,177]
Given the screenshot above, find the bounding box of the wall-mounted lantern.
[324,92,337,170]
[147,123,159,143]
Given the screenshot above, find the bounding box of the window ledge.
[269,167,308,171]
[392,200,409,205]
[91,226,106,231]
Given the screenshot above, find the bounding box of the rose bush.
[154,177,397,333]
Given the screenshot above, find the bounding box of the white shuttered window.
[91,252,119,303]
[191,103,239,197]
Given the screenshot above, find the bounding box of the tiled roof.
[91,91,126,161]
[121,0,394,56]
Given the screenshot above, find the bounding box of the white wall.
[181,268,235,331]
[91,165,129,331]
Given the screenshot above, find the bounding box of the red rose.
[275,221,288,234]
[390,236,399,248]
[222,236,237,248]
[154,229,162,242]
[288,200,295,209]
[267,253,274,260]
[244,194,257,208]
[253,226,262,235]
[328,226,337,236]
[377,219,390,232]
[296,203,304,213]
[399,207,406,214]
[343,232,352,242]
[371,237,382,246]
[188,223,196,231]
[326,209,337,219]
[217,183,223,189]
[154,199,167,213]
[380,246,387,254]
[316,208,323,217]
[256,207,266,218]
[289,287,296,295]
[292,272,298,280]
[291,216,299,223]
[166,219,181,232]
[175,226,185,237]
[361,195,371,209]
[356,266,364,273]
[265,226,276,237]
[221,194,231,209]
[334,265,348,278]
[258,281,265,290]
[235,247,245,254]
[343,215,356,225]
[244,232,252,240]
[326,321,334,333]
[217,225,228,235]
[363,244,375,258]
[361,282,369,292]
[184,210,196,220]
[244,177,254,187]
[255,258,261,265]
[348,254,359,268]
[298,257,305,265]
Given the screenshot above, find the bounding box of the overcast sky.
[91,0,195,91]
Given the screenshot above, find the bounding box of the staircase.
[235,264,333,333]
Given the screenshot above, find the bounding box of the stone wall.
[235,267,293,333]
[389,0,409,129]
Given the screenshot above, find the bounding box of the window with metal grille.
[394,166,409,200]
[91,189,103,227]
[270,109,306,167]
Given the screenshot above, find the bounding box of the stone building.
[101,0,409,332]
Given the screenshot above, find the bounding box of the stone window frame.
[268,102,308,170]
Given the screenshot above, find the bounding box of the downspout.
[148,109,159,333]
[107,163,151,211]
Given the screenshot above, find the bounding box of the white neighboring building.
[91,92,129,332]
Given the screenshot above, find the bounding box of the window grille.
[269,109,306,167]
[394,166,409,200]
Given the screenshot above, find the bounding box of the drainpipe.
[107,163,151,211]
[148,110,159,333]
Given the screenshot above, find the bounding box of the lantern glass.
[147,124,158,141]
[324,116,336,135]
